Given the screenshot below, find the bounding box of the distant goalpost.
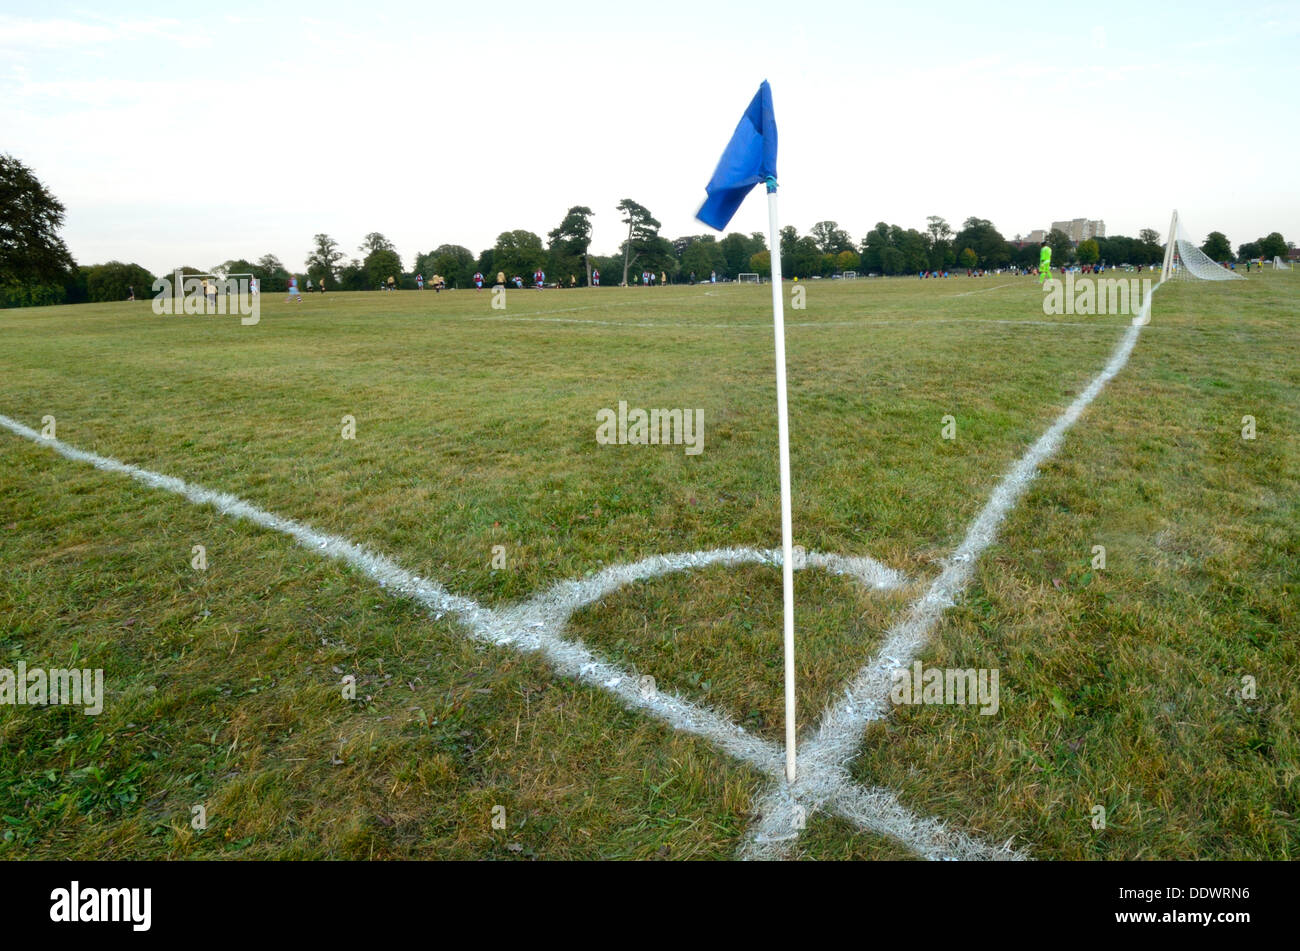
[1273,255,1291,270]
[738,272,761,284]
[1160,210,1245,283]
[841,271,858,280]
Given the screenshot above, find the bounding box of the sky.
[3,0,1298,275]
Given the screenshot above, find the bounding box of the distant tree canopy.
[548,206,595,284]
[1200,231,1232,261]
[413,244,474,287]
[493,229,545,279]
[364,248,402,288]
[305,233,345,284]
[85,261,155,302]
[1045,228,1075,266]
[809,220,852,255]
[1233,234,1289,262]
[6,173,1294,307]
[1,153,77,306]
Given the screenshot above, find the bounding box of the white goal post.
[1273,255,1291,270]
[1160,210,1245,283]
[738,272,761,284]
[841,271,858,280]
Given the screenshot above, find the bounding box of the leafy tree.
[1077,239,1100,266]
[1200,231,1231,261]
[789,235,823,278]
[0,153,76,292]
[896,227,930,273]
[719,232,758,276]
[254,254,291,292]
[679,241,713,281]
[1236,241,1260,261]
[338,259,368,291]
[358,232,394,256]
[616,199,662,285]
[679,236,724,280]
[1046,228,1075,266]
[859,222,892,274]
[835,249,860,273]
[925,216,954,271]
[364,248,402,289]
[880,247,905,275]
[305,233,345,285]
[548,206,595,285]
[1095,235,1135,266]
[493,230,545,279]
[84,261,156,302]
[749,250,771,278]
[1258,231,1287,259]
[1136,228,1164,266]
[413,244,474,286]
[925,215,953,244]
[959,248,977,268]
[809,220,852,255]
[955,217,1013,268]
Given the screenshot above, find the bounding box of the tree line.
[2,152,1294,306]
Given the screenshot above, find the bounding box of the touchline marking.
[0,412,1013,859]
[947,282,1017,297]
[463,313,1119,332]
[740,314,1148,859]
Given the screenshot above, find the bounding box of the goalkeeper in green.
[1038,240,1052,285]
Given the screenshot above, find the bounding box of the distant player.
[660,271,667,286]
[592,268,600,286]
[1038,241,1052,285]
[534,268,545,288]
[416,273,424,290]
[473,271,484,290]
[287,276,302,302]
[496,271,505,287]
[512,275,523,288]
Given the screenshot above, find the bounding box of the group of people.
[285,275,327,300]
[414,273,448,291]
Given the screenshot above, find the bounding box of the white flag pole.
[765,176,797,784]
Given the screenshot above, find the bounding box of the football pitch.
[1,273,1296,859]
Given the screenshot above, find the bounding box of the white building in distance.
[1050,218,1106,244]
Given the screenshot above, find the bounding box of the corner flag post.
[766,176,797,783]
[694,79,796,783]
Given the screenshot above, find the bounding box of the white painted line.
[464,313,1120,332]
[740,316,1147,859]
[948,282,1017,297]
[2,412,1015,858]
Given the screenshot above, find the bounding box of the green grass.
[1,272,1296,858]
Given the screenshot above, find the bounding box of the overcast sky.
[3,0,1297,275]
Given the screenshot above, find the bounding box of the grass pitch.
[1,272,1296,858]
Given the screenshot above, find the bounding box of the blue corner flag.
[696,81,778,231]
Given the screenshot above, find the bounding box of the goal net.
[1160,210,1245,282]
[841,271,858,280]
[1273,255,1291,270]
[738,273,760,284]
